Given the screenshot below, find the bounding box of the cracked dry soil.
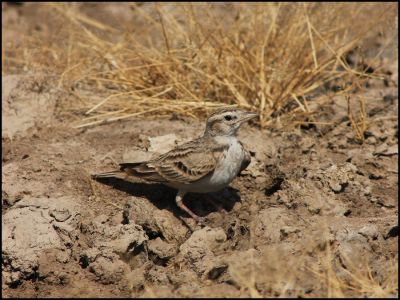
[2,71,398,297]
[2,2,398,297]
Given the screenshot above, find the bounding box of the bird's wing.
[121,139,225,184]
[118,161,167,183]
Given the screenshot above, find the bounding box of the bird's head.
[205,107,258,137]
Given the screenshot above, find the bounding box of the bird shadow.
[93,177,241,220]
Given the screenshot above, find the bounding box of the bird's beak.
[239,111,258,123]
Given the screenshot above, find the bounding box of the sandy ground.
[2,3,398,298]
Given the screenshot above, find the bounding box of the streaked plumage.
[92,107,257,222]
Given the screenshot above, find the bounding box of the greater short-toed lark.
[92,107,258,222]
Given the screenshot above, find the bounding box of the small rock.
[336,227,365,244]
[87,251,130,284]
[147,265,170,284]
[385,145,398,156]
[2,196,80,285]
[110,211,124,225]
[177,227,227,275]
[280,226,300,240]
[207,263,228,280]
[329,180,343,193]
[365,136,377,145]
[179,227,226,255]
[83,221,148,255]
[316,163,356,193]
[255,207,290,243]
[49,208,71,222]
[152,209,189,243]
[79,247,101,267]
[2,191,23,207]
[364,125,382,139]
[361,182,372,196]
[148,237,177,262]
[122,148,153,163]
[124,197,189,244]
[376,196,396,208]
[148,134,178,154]
[374,144,398,156]
[358,224,379,240]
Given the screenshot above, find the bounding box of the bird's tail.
[91,162,144,180]
[92,162,166,183]
[91,169,127,180]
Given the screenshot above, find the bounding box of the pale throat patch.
[214,135,237,146]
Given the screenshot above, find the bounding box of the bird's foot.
[177,198,206,224]
[206,195,227,214]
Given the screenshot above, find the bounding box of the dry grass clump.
[228,232,398,298]
[3,2,397,128]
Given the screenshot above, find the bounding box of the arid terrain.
[2,3,398,298]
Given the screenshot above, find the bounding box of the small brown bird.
[92,107,258,222]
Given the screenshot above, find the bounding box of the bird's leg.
[206,193,227,214]
[175,190,204,223]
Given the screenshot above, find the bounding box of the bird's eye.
[224,115,234,121]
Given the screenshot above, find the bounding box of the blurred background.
[3,2,398,130]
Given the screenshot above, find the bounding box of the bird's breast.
[208,139,244,189]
